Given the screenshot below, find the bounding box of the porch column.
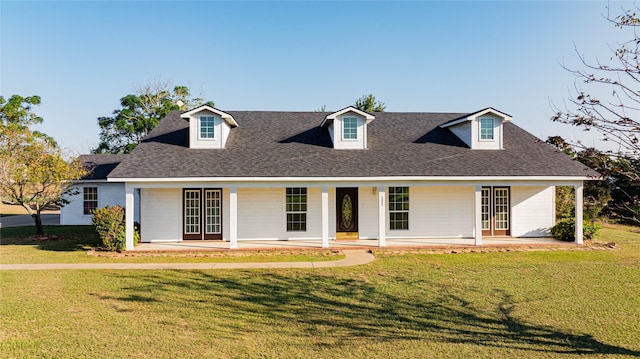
[378,186,386,247]
[321,186,329,248]
[125,186,135,251]
[474,185,483,246]
[575,183,584,245]
[230,187,238,249]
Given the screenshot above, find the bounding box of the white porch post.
[378,186,386,247]
[321,186,329,248]
[474,185,483,246]
[125,186,135,251]
[575,182,584,245]
[230,187,238,249]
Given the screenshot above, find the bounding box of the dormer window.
[439,108,511,150]
[321,106,375,150]
[181,105,238,149]
[200,116,215,139]
[343,117,358,140]
[479,118,494,141]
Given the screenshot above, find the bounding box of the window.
[200,116,215,139]
[389,187,409,230]
[481,188,490,230]
[184,190,201,235]
[343,117,357,140]
[286,187,307,231]
[479,118,494,140]
[83,187,98,215]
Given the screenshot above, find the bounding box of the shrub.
[550,218,601,242]
[92,206,139,251]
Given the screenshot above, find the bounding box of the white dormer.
[180,105,238,149]
[439,108,511,150]
[320,106,375,150]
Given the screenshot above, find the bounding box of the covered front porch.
[122,179,586,251]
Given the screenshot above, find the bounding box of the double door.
[481,187,510,236]
[183,189,222,240]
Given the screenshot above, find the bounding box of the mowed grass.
[1,225,639,358]
[0,226,343,264]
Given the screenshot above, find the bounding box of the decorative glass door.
[336,188,358,238]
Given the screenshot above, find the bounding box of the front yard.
[1,225,639,358]
[0,226,343,264]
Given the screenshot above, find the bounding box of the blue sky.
[0,1,631,154]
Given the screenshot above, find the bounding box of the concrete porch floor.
[133,237,565,251]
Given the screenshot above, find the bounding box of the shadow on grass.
[103,270,640,356]
[0,225,100,252]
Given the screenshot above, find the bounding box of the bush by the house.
[550,218,601,242]
[91,206,139,251]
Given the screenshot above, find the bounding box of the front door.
[183,188,222,240]
[481,187,510,236]
[336,187,358,239]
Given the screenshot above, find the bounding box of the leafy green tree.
[0,95,43,126]
[551,7,640,224]
[354,94,386,113]
[0,95,87,235]
[94,81,214,154]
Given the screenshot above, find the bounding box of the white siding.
[447,114,505,150]
[511,186,554,237]
[387,186,474,238]
[329,114,367,150]
[358,186,379,239]
[237,188,323,240]
[449,123,472,147]
[140,188,182,242]
[188,110,231,149]
[60,183,130,225]
[472,115,503,150]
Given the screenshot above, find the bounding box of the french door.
[481,187,510,236]
[183,188,222,240]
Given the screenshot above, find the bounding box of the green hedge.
[91,206,139,251]
[550,218,601,242]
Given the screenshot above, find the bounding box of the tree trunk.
[32,213,45,236]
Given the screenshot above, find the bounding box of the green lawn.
[1,225,639,358]
[0,226,343,264]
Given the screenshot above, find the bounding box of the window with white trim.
[83,187,98,215]
[286,187,307,231]
[343,117,357,140]
[479,118,494,140]
[389,187,409,230]
[200,116,215,139]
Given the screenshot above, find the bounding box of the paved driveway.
[0,214,60,228]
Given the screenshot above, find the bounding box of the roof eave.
[180,105,239,127]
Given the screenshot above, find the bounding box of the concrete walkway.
[0,249,374,271]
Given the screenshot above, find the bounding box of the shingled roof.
[79,154,128,180]
[108,110,594,179]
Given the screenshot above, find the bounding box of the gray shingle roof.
[78,154,128,180]
[108,110,595,179]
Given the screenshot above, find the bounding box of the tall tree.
[551,7,640,224]
[354,94,386,113]
[0,95,87,235]
[94,81,214,154]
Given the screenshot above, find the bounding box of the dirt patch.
[87,248,343,259]
[371,241,618,256]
